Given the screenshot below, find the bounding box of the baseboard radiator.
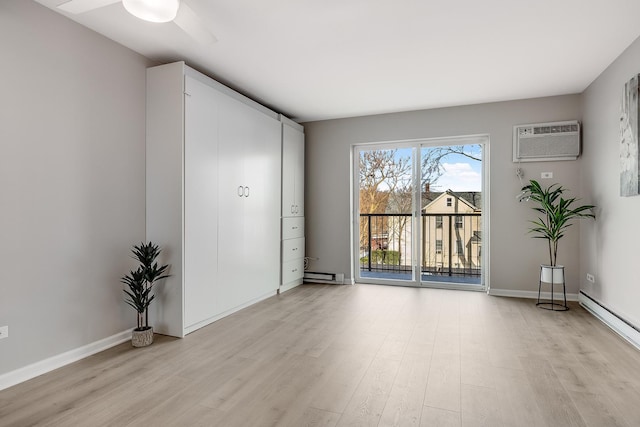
[304,271,345,285]
[579,291,640,351]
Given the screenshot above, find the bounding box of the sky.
[431,152,482,192]
[359,144,483,193]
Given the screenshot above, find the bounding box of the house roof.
[422,189,482,211]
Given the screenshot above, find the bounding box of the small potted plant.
[121,242,169,347]
[519,180,595,308]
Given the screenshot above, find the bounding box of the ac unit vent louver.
[513,120,580,162]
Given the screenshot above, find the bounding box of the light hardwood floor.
[2,284,640,427]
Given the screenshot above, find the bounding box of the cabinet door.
[217,94,280,311]
[183,76,219,328]
[216,94,249,313]
[243,110,281,297]
[282,123,304,217]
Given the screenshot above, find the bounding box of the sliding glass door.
[354,136,486,290]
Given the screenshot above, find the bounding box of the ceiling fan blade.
[57,0,120,14]
[173,2,218,45]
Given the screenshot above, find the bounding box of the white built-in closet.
[280,118,305,291]
[146,61,302,337]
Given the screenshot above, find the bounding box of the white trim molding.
[0,329,132,391]
[579,291,640,351]
[488,288,579,301]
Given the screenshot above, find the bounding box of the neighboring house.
[422,190,482,275]
[361,189,482,277]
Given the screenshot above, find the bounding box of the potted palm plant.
[519,180,595,309]
[121,242,169,347]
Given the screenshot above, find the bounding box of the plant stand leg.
[537,274,542,305]
[537,266,568,311]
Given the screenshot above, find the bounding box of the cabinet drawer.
[282,258,304,284]
[282,237,304,262]
[282,217,304,239]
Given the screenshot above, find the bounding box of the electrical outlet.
[0,326,8,340]
[541,172,553,179]
[586,273,595,283]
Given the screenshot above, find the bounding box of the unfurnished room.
[3,1,640,426]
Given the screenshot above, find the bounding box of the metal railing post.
[448,214,453,276]
[367,215,372,272]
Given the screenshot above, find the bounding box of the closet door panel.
[243,110,281,295]
[216,95,248,313]
[282,124,304,217]
[183,76,219,327]
[282,133,295,216]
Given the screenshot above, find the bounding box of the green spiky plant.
[519,180,595,267]
[121,242,169,331]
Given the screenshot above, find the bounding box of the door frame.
[351,134,490,292]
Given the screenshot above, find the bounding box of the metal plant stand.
[537,265,568,311]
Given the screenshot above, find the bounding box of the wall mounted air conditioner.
[513,120,580,162]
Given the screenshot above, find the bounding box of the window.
[435,215,443,228]
[455,215,463,228]
[446,197,452,207]
[435,239,443,254]
[456,239,464,255]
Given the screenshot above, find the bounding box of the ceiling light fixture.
[122,0,180,23]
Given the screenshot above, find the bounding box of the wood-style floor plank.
[2,284,640,427]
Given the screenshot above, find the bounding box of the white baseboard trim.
[579,291,640,351]
[488,288,578,301]
[183,289,278,336]
[279,280,303,293]
[0,329,132,391]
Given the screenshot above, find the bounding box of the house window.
[456,239,464,255]
[446,197,452,207]
[435,215,443,228]
[455,215,463,228]
[435,239,443,254]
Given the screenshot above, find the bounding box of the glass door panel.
[357,147,415,283]
[419,143,483,288]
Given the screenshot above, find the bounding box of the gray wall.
[302,95,584,294]
[581,36,640,326]
[0,1,152,376]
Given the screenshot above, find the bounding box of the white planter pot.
[540,265,564,284]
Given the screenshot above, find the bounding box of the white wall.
[302,95,584,295]
[581,36,640,327]
[0,0,152,376]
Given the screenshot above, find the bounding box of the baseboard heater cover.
[579,291,640,350]
[303,272,345,284]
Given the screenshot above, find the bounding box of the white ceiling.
[35,0,640,122]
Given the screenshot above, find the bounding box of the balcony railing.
[360,213,482,280]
